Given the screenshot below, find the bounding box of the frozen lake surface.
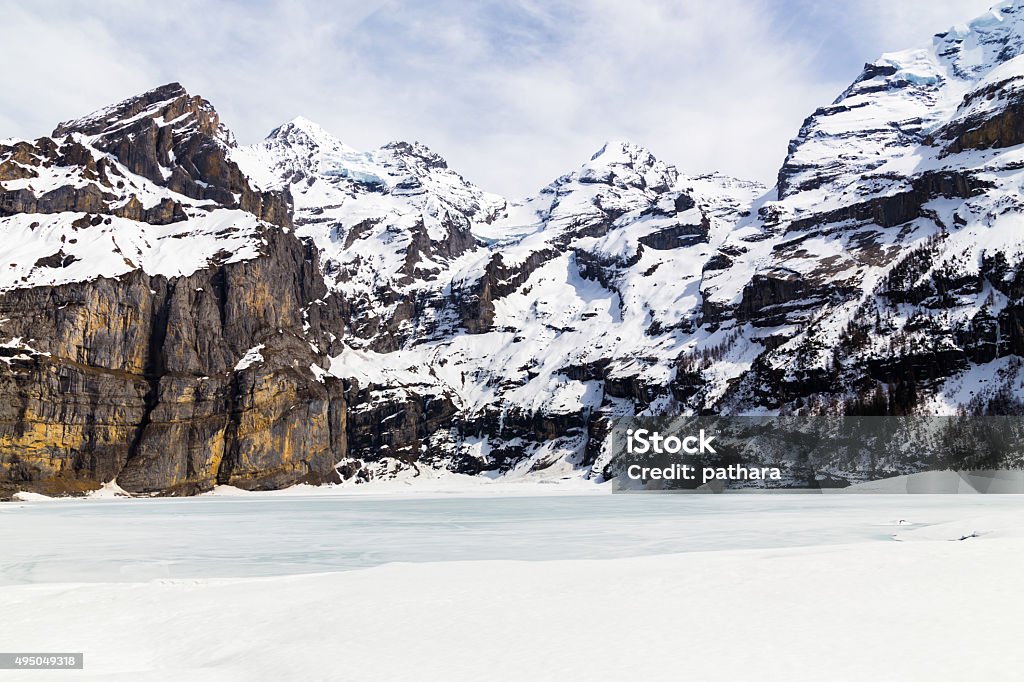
[2,493,1022,585]
[4,491,1024,680]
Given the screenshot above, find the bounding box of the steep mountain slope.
[704,0,1024,418]
[5,2,1024,496]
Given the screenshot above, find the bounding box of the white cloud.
[0,0,1005,197]
[0,4,156,138]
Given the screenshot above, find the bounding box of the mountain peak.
[381,140,448,170]
[933,0,1024,79]
[264,116,359,159]
[586,139,673,176]
[589,140,654,165]
[569,139,677,192]
[287,114,319,128]
[55,82,188,133]
[52,81,234,147]
[271,116,336,142]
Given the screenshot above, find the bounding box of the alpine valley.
[5,2,1024,496]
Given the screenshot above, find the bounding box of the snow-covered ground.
[2,493,1024,680]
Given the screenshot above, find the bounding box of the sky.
[0,0,999,198]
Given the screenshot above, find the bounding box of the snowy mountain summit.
[4,2,1024,497]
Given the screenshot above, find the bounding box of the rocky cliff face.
[0,85,347,498]
[5,2,1024,496]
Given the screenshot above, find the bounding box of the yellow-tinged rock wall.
[0,228,345,499]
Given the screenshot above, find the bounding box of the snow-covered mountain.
[237,126,764,477]
[706,0,1024,419]
[4,2,1024,496]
